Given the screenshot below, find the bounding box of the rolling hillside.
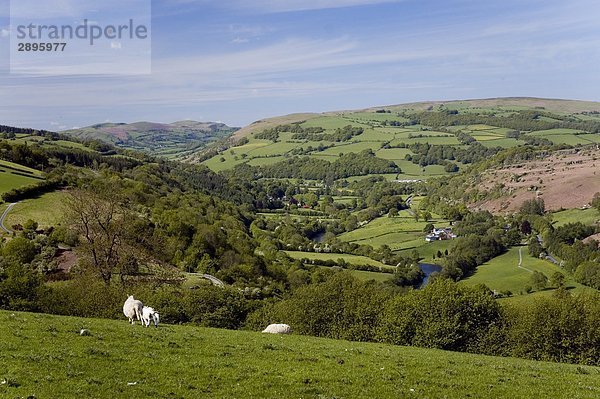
[196,97,600,181]
[1,310,599,399]
[63,120,238,159]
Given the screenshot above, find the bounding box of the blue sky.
[1,0,599,130]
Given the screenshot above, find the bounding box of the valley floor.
[1,310,599,398]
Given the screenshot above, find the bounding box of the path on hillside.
[0,203,18,234]
[517,247,533,273]
[187,273,225,287]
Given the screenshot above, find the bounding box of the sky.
[1,0,599,130]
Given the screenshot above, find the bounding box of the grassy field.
[551,208,599,227]
[284,251,393,269]
[0,160,45,195]
[339,211,450,251]
[316,266,393,282]
[200,100,600,177]
[460,247,590,296]
[3,191,68,229]
[1,310,599,398]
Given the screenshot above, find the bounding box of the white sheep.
[123,295,143,325]
[142,306,160,328]
[262,323,292,334]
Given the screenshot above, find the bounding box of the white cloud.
[0,27,9,38]
[231,37,249,44]
[110,41,122,49]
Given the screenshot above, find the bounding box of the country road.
[0,203,18,234]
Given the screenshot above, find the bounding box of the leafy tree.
[528,237,543,258]
[530,271,548,291]
[444,163,459,173]
[519,198,545,216]
[378,280,500,351]
[574,262,600,289]
[592,192,600,212]
[2,237,37,265]
[550,271,566,288]
[520,220,532,235]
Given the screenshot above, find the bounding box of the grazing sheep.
[142,306,160,328]
[262,324,292,334]
[123,295,143,325]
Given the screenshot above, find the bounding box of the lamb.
[262,323,292,334]
[142,306,160,328]
[123,295,143,325]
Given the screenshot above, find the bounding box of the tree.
[444,163,459,173]
[574,262,600,289]
[528,237,543,258]
[519,198,545,216]
[388,208,398,218]
[592,192,600,212]
[423,223,435,233]
[549,271,565,288]
[2,237,36,265]
[66,186,130,285]
[530,271,548,291]
[520,220,532,235]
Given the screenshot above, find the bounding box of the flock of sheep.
[122,295,291,334]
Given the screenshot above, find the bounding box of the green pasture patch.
[2,310,599,398]
[460,247,588,296]
[4,191,68,228]
[528,128,585,136]
[479,138,526,148]
[551,208,599,227]
[284,251,392,269]
[318,141,384,156]
[301,116,370,130]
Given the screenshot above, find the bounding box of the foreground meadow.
[1,310,599,398]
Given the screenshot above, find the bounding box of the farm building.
[425,227,457,242]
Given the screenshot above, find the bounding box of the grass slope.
[63,121,238,159]
[284,251,392,269]
[3,191,68,228]
[1,310,599,398]
[460,247,590,297]
[201,97,600,180]
[0,160,45,195]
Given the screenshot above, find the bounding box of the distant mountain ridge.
[63,120,239,159]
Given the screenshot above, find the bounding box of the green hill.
[197,97,600,180]
[1,310,599,398]
[63,120,239,159]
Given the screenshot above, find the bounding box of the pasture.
[0,160,45,195]
[3,191,68,229]
[339,212,450,252]
[1,310,599,398]
[202,106,600,180]
[283,251,393,269]
[551,208,599,227]
[460,247,589,296]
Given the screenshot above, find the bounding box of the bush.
[574,262,600,289]
[377,279,500,351]
[248,272,391,341]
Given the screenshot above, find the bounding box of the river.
[419,263,442,288]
